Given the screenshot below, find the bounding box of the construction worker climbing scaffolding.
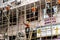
[23,21,30,39]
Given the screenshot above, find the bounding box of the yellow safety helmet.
[26,21,29,24]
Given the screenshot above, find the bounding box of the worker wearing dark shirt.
[23,21,30,38]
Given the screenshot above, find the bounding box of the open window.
[3,0,8,3]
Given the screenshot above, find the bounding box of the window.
[3,0,8,3]
[41,0,45,9]
[0,10,8,27]
[26,3,39,22]
[10,9,17,26]
[9,36,16,40]
[18,7,25,24]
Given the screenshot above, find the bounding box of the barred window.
[18,7,24,23]
[10,9,17,26]
[3,0,8,3]
[0,10,8,27]
[26,3,39,22]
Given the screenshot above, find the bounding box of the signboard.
[44,17,56,25]
[37,25,60,37]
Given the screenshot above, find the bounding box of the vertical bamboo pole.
[28,3,33,40]
[16,8,19,40]
[7,9,10,40]
[56,0,58,39]
[51,0,53,40]
[2,9,3,34]
[56,0,58,17]
[24,5,26,40]
[45,0,48,40]
[45,28,47,40]
[12,9,13,40]
[39,0,42,40]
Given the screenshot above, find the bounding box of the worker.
[58,0,60,4]
[23,21,30,39]
[5,5,10,14]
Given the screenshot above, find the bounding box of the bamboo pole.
[3,8,10,40]
[28,3,34,40]
[56,0,58,39]
[39,0,42,40]
[24,5,27,40]
[7,9,10,40]
[45,0,48,40]
[12,9,13,40]
[16,8,19,40]
[51,0,53,40]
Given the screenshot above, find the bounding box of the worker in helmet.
[5,5,10,14]
[23,21,30,39]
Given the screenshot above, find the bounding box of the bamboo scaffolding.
[39,0,42,40]
[1,0,58,40]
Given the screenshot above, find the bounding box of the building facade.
[0,0,60,40]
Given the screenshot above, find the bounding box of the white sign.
[44,17,56,25]
[37,25,60,37]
